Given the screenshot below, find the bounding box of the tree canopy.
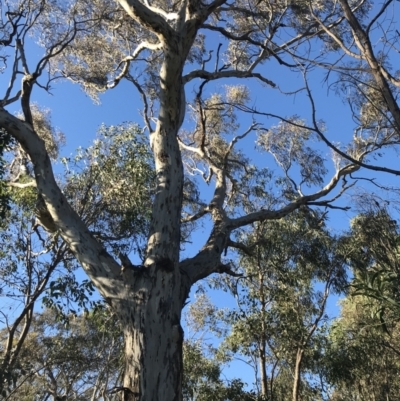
[1,0,400,400]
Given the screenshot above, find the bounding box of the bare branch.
[7,181,37,188]
[181,207,209,223]
[116,0,174,40]
[366,0,394,34]
[216,262,243,277]
[309,7,362,60]
[16,39,30,75]
[0,109,122,291]
[183,66,276,86]
[0,245,68,382]
[224,123,259,160]
[338,0,400,131]
[108,41,163,90]
[229,164,360,229]
[227,239,253,256]
[127,75,154,133]
[0,90,21,107]
[304,74,400,176]
[0,11,23,46]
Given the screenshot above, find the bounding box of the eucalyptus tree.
[318,210,400,400]
[1,1,400,400]
[182,341,255,401]
[325,293,400,401]
[0,308,123,401]
[0,121,153,397]
[342,209,400,319]
[205,210,345,401]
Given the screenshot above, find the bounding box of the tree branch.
[338,0,400,131]
[183,67,276,86]
[108,41,163,90]
[181,207,209,223]
[304,72,400,176]
[116,0,174,40]
[229,164,359,229]
[7,181,37,188]
[227,239,253,256]
[216,262,242,277]
[0,109,122,294]
[180,223,230,284]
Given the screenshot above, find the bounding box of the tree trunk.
[109,21,193,399]
[292,348,303,401]
[258,267,268,399]
[259,351,268,398]
[116,269,189,401]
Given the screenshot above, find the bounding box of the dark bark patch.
[172,324,184,345]
[108,386,139,401]
[99,249,110,257]
[158,150,169,163]
[157,296,172,316]
[156,257,174,272]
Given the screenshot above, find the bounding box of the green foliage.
[318,209,400,400]
[0,128,13,220]
[183,341,255,401]
[2,0,400,399]
[257,118,327,188]
[204,209,346,400]
[0,188,82,396]
[42,276,99,325]
[0,122,156,395]
[324,294,400,401]
[1,308,123,401]
[342,209,400,323]
[3,309,255,401]
[63,123,155,257]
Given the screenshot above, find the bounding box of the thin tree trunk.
[259,350,268,398]
[292,348,304,401]
[258,266,268,399]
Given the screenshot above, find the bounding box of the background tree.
[1,308,123,401]
[0,128,12,219]
[324,293,400,401]
[313,209,400,400]
[192,210,345,401]
[0,108,74,396]
[182,341,255,401]
[0,122,153,397]
[3,307,256,401]
[1,1,400,400]
[344,209,400,320]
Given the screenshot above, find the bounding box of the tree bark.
[292,348,304,401]
[259,348,268,398]
[110,12,196,396]
[259,268,269,399]
[116,270,189,401]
